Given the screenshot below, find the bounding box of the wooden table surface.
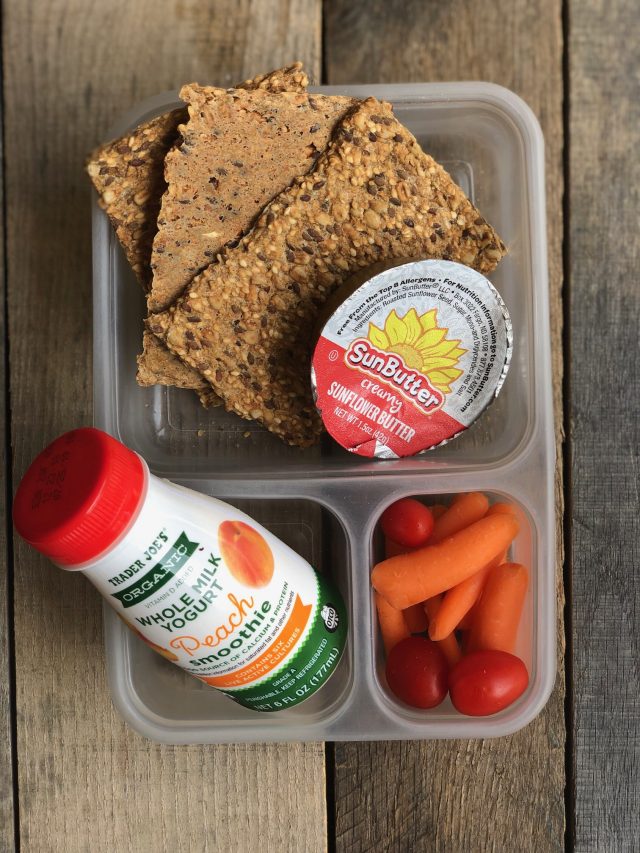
[1,1,637,850]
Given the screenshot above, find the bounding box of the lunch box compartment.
[104,499,355,732]
[370,492,538,726]
[95,82,555,741]
[95,85,538,480]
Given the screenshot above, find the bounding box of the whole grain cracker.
[147,84,356,313]
[87,108,185,290]
[148,97,507,448]
[86,63,310,291]
[137,329,221,407]
[88,64,310,408]
[137,86,356,395]
[236,63,309,93]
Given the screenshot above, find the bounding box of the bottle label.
[85,492,347,712]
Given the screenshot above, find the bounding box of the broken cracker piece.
[86,63,310,291]
[148,97,507,447]
[236,62,309,93]
[147,85,357,313]
[87,108,185,291]
[137,329,221,407]
[88,64,310,409]
[137,85,356,397]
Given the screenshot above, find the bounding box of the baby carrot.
[429,548,508,640]
[429,504,448,520]
[468,562,528,654]
[385,536,409,558]
[457,609,476,631]
[486,502,518,518]
[403,603,428,633]
[371,514,519,610]
[430,492,490,544]
[375,592,410,655]
[423,595,440,623]
[437,631,462,667]
[424,596,461,667]
[429,564,492,641]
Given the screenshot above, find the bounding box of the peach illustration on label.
[218,520,275,587]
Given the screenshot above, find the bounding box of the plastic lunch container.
[93,82,555,743]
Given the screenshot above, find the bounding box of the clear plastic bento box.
[93,82,555,742]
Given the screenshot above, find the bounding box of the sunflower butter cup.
[311,259,513,459]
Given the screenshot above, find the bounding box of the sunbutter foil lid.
[311,259,513,459]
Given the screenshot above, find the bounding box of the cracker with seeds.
[136,329,220,407]
[87,108,185,290]
[147,85,357,313]
[236,63,309,93]
[88,64,310,407]
[86,63,310,291]
[137,85,356,395]
[148,97,507,447]
[137,329,215,400]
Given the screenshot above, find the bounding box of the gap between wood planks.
[1,34,21,851]
[561,1,576,848]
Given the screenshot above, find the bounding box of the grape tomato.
[380,498,434,548]
[385,636,448,709]
[448,650,529,716]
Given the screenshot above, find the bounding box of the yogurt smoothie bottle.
[14,428,347,712]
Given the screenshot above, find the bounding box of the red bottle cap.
[13,428,146,568]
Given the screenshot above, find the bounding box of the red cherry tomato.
[385,636,448,709]
[448,650,529,716]
[380,498,434,548]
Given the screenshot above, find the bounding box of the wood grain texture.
[4,1,325,851]
[0,89,16,852]
[569,1,640,849]
[325,1,566,850]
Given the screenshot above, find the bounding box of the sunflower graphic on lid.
[367,307,466,394]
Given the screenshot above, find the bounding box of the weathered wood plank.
[325,2,566,850]
[569,1,640,849]
[4,1,325,851]
[0,77,16,852]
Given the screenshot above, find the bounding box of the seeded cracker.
[136,332,220,407]
[147,85,356,313]
[138,86,356,398]
[87,109,185,291]
[88,114,220,405]
[86,63,309,291]
[236,63,309,93]
[87,64,310,406]
[148,97,507,447]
